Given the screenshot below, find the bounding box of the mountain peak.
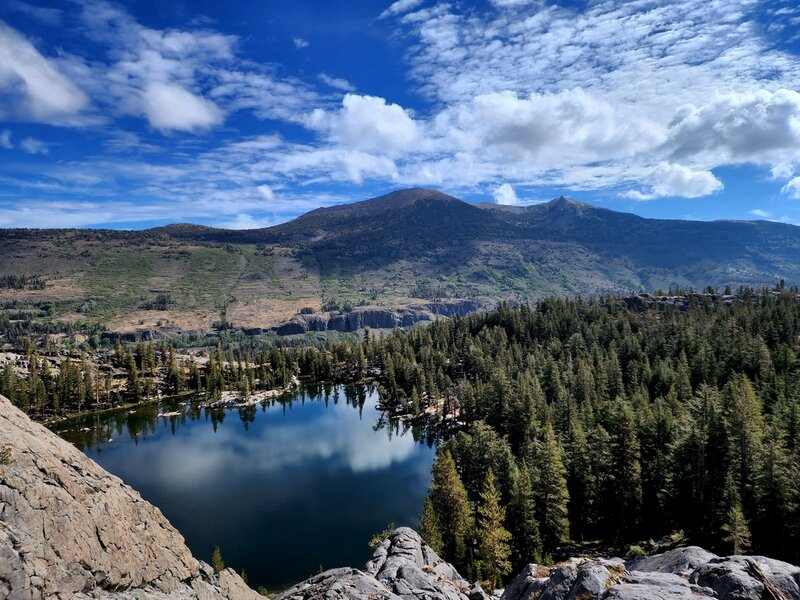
[546,195,593,209]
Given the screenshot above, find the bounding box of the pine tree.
[211,545,225,573]
[608,399,643,540]
[419,496,443,554]
[725,375,764,513]
[722,504,751,555]
[509,461,542,565]
[476,469,513,589]
[534,422,570,550]
[429,450,473,568]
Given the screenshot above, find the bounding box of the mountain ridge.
[1,188,799,336]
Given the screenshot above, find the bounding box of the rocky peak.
[0,394,259,599]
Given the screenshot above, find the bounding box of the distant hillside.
[1,188,798,336]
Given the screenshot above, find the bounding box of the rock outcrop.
[0,395,259,600]
[276,528,472,600]
[278,537,800,600]
[275,300,491,336]
[501,547,800,600]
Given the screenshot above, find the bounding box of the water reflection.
[52,385,436,590]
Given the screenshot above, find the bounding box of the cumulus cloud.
[750,209,771,218]
[625,163,723,201]
[0,21,88,123]
[493,183,518,205]
[0,130,11,149]
[379,0,424,19]
[142,81,223,132]
[292,37,309,49]
[439,89,664,166]
[308,94,419,156]
[667,89,800,166]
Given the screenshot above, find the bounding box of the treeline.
[0,336,373,419]
[377,290,800,584]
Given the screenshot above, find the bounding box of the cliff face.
[275,300,491,336]
[0,395,259,600]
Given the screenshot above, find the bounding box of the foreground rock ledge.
[276,528,800,600]
[0,394,260,600]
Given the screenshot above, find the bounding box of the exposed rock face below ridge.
[0,394,259,600]
[275,300,492,335]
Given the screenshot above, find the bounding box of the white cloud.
[385,0,800,196]
[217,213,273,229]
[439,89,664,166]
[379,0,424,19]
[493,183,518,205]
[667,89,800,166]
[292,37,309,49]
[489,0,536,7]
[5,1,63,25]
[749,209,771,218]
[318,73,355,92]
[308,94,419,156]
[625,163,723,201]
[257,184,275,201]
[771,163,795,180]
[0,21,88,123]
[142,81,223,132]
[783,177,800,199]
[0,130,11,149]
[19,137,48,155]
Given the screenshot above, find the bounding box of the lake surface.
[53,384,436,590]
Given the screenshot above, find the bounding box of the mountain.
[1,188,799,336]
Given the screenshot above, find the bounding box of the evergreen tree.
[722,504,751,555]
[534,422,570,550]
[211,545,225,573]
[508,461,542,565]
[419,496,443,554]
[476,469,513,589]
[428,450,473,568]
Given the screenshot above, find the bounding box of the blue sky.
[1,0,800,229]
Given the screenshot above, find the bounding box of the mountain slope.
[1,188,799,335]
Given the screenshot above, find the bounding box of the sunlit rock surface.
[0,395,259,600]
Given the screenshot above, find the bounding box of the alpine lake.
[52,384,436,591]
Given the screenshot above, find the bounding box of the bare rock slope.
[0,394,259,600]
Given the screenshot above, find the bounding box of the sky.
[1,0,800,229]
